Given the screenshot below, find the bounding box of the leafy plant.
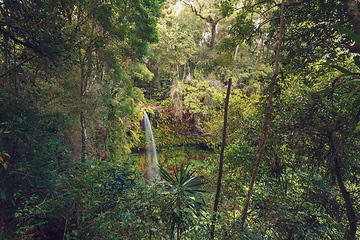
[159,162,207,239]
[318,25,360,100]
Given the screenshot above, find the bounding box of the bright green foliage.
[200,64,360,238]
[147,7,205,100]
[0,0,165,238]
[148,1,269,101]
[262,70,360,238]
[184,79,222,114]
[182,78,223,130]
[1,0,360,238]
[210,0,360,238]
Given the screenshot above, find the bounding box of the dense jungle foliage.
[0,0,360,239]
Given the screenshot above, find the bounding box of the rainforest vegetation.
[1,0,360,239]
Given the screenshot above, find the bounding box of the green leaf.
[331,25,360,46]
[347,79,360,83]
[328,64,353,75]
[315,87,339,95]
[342,87,358,99]
[159,165,174,183]
[354,56,360,69]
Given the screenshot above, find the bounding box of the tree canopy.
[0,0,359,239]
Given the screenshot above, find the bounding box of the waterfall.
[143,111,159,181]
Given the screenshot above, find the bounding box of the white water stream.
[143,111,159,181]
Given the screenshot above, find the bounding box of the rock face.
[140,108,161,131]
[137,105,208,152]
[140,118,145,131]
[153,109,159,129]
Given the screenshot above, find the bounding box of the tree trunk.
[342,0,360,53]
[80,55,87,162]
[184,1,221,51]
[328,132,358,240]
[2,34,8,89]
[240,0,285,226]
[13,41,18,96]
[209,23,217,50]
[79,12,96,162]
[80,111,87,162]
[208,18,221,50]
[210,78,232,239]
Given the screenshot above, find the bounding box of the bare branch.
[246,0,316,43]
[275,0,306,7]
[0,27,46,55]
[0,55,37,79]
[183,0,207,20]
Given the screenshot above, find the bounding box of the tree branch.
[240,0,285,226]
[0,27,46,56]
[183,1,207,20]
[276,0,306,7]
[0,55,37,79]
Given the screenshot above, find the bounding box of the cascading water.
[143,111,159,181]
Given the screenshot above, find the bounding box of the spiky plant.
[158,162,206,239]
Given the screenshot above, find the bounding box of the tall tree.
[182,0,223,50]
[240,0,285,226]
[210,78,232,238]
